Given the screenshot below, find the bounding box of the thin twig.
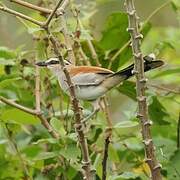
[1,1,93,178]
[49,34,94,180]
[35,65,41,112]
[0,96,59,139]
[148,83,180,94]
[0,96,37,115]
[109,0,171,69]
[60,15,76,64]
[102,136,110,180]
[78,20,101,66]
[87,40,101,66]
[177,112,180,149]
[125,0,162,180]
[0,5,43,26]
[4,123,30,179]
[101,97,112,180]
[43,0,64,28]
[10,0,52,14]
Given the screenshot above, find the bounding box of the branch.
[0,4,43,26]
[177,112,180,149]
[101,97,112,180]
[60,13,76,64]
[1,0,93,178]
[0,96,37,115]
[109,0,171,69]
[10,0,52,14]
[4,123,30,179]
[35,65,41,112]
[102,135,110,180]
[125,1,162,180]
[49,34,94,180]
[0,96,59,139]
[78,20,101,66]
[43,0,64,28]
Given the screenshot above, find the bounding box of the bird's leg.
[81,100,100,123]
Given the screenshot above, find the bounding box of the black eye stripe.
[47,60,59,65]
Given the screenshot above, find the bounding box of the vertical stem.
[60,15,76,64]
[35,65,41,112]
[177,112,180,149]
[125,0,162,180]
[49,34,94,180]
[101,97,112,180]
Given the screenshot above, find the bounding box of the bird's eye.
[49,60,59,65]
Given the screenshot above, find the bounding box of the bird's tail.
[101,55,164,90]
[114,55,164,80]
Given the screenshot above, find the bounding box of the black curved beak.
[35,61,47,67]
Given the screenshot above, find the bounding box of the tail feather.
[101,56,164,90]
[115,59,164,80]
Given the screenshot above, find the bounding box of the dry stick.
[78,20,101,66]
[87,40,101,66]
[10,0,52,14]
[49,35,94,180]
[101,97,112,180]
[125,0,162,180]
[43,1,93,177]
[4,124,30,180]
[148,83,180,94]
[35,65,41,112]
[0,96,37,115]
[0,2,93,178]
[177,112,180,149]
[82,18,112,178]
[0,96,59,139]
[60,15,76,64]
[0,5,43,26]
[109,0,171,69]
[42,0,64,28]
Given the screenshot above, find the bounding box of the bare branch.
[60,15,76,64]
[125,0,162,179]
[0,96,59,139]
[10,0,52,14]
[35,66,41,112]
[43,0,64,28]
[0,5,43,26]
[101,97,112,180]
[0,96,37,115]
[177,112,180,149]
[49,34,94,179]
[4,123,30,179]
[109,0,171,69]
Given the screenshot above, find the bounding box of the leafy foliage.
[0,0,179,179]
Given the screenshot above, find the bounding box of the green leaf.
[110,172,139,180]
[0,77,21,89]
[117,81,136,101]
[99,12,130,51]
[153,68,180,78]
[59,144,81,161]
[0,47,16,59]
[36,40,47,60]
[32,138,59,145]
[34,151,59,160]
[148,96,170,125]
[154,137,176,161]
[167,150,180,180]
[114,121,139,137]
[1,108,39,125]
[0,58,15,65]
[50,117,66,136]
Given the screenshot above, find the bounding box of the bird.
[36,54,164,121]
